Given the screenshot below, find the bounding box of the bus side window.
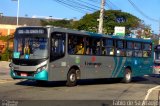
[116,40,125,56]
[68,35,85,55]
[143,43,151,57]
[86,37,101,55]
[109,48,114,55]
[50,32,65,61]
[96,41,101,55]
[76,43,84,54]
[134,42,142,57]
[75,36,85,55]
[102,39,114,56]
[85,38,91,55]
[126,41,133,57]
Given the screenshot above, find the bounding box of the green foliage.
[40,10,143,35]
[152,38,159,45]
[73,13,99,32]
[40,19,75,28]
[0,35,13,42]
[74,10,141,34]
[0,36,9,41]
[40,20,49,26]
[0,52,9,61]
[0,48,13,61]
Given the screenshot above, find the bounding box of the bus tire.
[66,69,77,87]
[122,68,132,83]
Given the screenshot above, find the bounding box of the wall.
[0,24,18,36]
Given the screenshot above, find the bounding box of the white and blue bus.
[153,45,160,75]
[10,26,153,86]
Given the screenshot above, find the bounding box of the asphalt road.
[0,76,160,106]
[0,61,160,106]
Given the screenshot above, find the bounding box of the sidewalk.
[0,61,12,80]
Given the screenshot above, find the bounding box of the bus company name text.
[85,61,102,66]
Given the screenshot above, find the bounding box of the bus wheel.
[66,69,77,87]
[122,68,132,83]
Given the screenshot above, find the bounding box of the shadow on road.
[14,76,156,88]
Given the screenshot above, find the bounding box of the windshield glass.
[13,37,48,59]
[155,51,160,60]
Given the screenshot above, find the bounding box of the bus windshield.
[155,51,160,60]
[154,45,160,60]
[13,36,48,59]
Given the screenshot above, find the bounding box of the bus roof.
[16,26,152,43]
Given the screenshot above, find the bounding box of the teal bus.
[10,26,153,86]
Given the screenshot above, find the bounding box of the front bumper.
[10,69,48,81]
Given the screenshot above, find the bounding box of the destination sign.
[17,28,47,35]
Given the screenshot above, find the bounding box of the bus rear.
[10,27,49,81]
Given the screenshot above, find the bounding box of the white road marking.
[142,85,160,106]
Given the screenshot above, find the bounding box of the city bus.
[10,26,153,86]
[153,45,160,75]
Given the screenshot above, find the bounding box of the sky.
[0,0,160,34]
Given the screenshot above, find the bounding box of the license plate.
[20,73,27,77]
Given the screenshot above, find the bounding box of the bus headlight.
[36,65,47,73]
[10,65,14,71]
[9,66,14,71]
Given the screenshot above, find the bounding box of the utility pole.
[158,18,160,44]
[98,0,105,34]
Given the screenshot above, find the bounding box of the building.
[0,15,74,53]
[0,15,46,53]
[0,16,44,36]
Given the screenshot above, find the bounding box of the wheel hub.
[70,74,76,82]
[126,71,131,80]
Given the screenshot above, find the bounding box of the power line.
[78,0,100,10]
[53,0,99,13]
[127,0,158,22]
[89,0,100,3]
[108,0,120,10]
[53,0,121,14]
[68,0,97,11]
[53,0,87,13]
[105,2,112,10]
[89,0,120,10]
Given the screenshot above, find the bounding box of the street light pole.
[158,18,160,44]
[159,18,160,36]
[12,0,19,26]
[17,0,19,26]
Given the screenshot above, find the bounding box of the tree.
[137,23,152,38]
[73,10,141,35]
[40,10,150,37]
[73,12,99,33]
[40,19,75,29]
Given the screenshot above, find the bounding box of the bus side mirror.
[9,63,12,67]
